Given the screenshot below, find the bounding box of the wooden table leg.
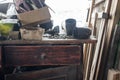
[0,46,4,80]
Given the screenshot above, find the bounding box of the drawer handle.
[40,53,46,60]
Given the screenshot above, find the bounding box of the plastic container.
[65,18,76,36]
[0,19,18,37]
[0,23,14,37]
[73,27,92,39]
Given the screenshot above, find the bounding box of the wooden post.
[84,13,98,80]
[0,46,2,80]
[88,0,95,28]
[0,46,1,69]
[83,43,90,80]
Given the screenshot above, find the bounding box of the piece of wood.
[105,25,120,74]
[86,8,90,22]
[92,13,98,36]
[95,25,106,80]
[84,13,98,80]
[101,23,120,80]
[0,38,97,45]
[83,43,90,80]
[89,0,112,79]
[98,0,120,79]
[94,0,105,7]
[84,44,94,80]
[89,18,105,80]
[88,0,95,27]
[107,69,120,80]
[105,24,120,70]
[83,44,88,68]
[94,0,113,79]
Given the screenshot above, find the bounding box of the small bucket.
[65,18,76,36]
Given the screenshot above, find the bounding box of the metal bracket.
[98,12,109,19]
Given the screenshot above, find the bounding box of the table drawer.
[4,45,81,66]
[5,65,78,80]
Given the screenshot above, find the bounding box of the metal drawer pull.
[40,53,46,60]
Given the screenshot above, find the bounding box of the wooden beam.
[94,0,105,8]
[93,13,98,36]
[88,0,95,27]
[84,43,95,80]
[84,13,98,80]
[83,43,90,75]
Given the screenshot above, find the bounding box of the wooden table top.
[0,37,97,45]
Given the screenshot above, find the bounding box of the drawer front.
[5,65,77,80]
[4,45,81,66]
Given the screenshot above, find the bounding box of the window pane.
[45,0,91,27]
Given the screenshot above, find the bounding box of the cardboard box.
[20,27,45,40]
[17,7,51,26]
